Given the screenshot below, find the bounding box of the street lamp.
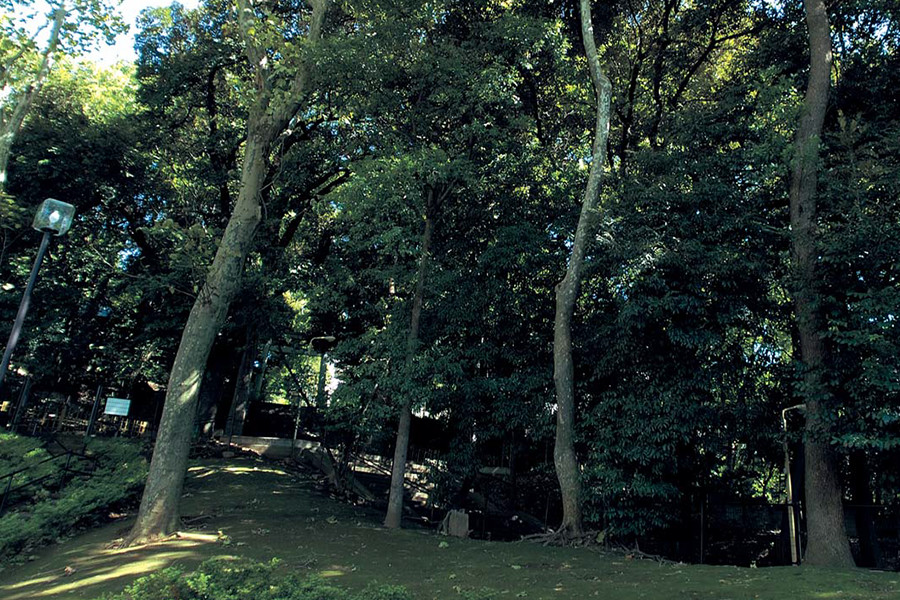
[289,335,336,457]
[0,199,75,397]
[782,403,806,565]
[310,335,336,409]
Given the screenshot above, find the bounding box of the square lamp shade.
[32,198,75,236]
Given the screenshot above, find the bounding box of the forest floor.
[0,456,898,600]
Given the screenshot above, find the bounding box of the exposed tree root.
[521,529,598,547]
[521,533,683,566]
[106,531,180,550]
[609,543,684,566]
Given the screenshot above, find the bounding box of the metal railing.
[0,441,98,516]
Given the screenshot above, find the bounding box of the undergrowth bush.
[0,436,148,561]
[0,433,59,506]
[101,557,412,600]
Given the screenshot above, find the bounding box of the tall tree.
[126,0,330,544]
[576,0,787,544]
[384,187,438,529]
[0,0,124,190]
[789,0,853,567]
[551,0,612,538]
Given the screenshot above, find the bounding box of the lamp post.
[0,199,75,397]
[782,403,806,565]
[290,335,335,457]
[311,335,336,409]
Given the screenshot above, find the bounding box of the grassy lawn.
[0,457,897,600]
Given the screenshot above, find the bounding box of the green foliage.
[0,433,60,506]
[1,0,899,557]
[0,437,148,561]
[101,557,412,600]
[0,0,126,60]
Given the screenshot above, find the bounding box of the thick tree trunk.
[551,0,612,538]
[789,0,853,568]
[384,198,435,529]
[124,0,329,545]
[125,134,269,544]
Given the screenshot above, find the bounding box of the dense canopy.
[1,0,898,570]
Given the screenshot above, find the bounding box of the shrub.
[0,433,60,506]
[0,436,148,561]
[102,558,413,600]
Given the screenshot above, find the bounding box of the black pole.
[315,352,327,408]
[85,384,103,439]
[0,230,52,395]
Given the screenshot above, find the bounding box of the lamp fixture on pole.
[782,403,806,565]
[0,199,75,397]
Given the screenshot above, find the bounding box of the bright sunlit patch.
[221,466,289,476]
[102,532,220,555]
[320,569,346,578]
[1,555,179,599]
[169,532,221,544]
[1,574,58,590]
[188,466,219,478]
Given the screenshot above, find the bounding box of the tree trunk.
[124,133,270,544]
[0,5,66,191]
[225,326,258,439]
[789,0,853,568]
[551,0,613,538]
[384,195,435,529]
[124,0,329,545]
[196,336,237,438]
[849,450,882,568]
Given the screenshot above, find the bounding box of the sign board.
[104,397,131,416]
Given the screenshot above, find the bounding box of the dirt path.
[1,458,897,600]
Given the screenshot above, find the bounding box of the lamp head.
[32,199,75,236]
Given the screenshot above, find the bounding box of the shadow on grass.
[0,461,285,600]
[1,459,898,600]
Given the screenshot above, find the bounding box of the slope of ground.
[0,457,897,600]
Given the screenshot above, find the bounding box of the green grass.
[0,457,896,600]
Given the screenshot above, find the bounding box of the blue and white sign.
[104,397,131,416]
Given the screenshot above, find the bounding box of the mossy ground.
[0,457,897,600]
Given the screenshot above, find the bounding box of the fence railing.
[0,440,98,516]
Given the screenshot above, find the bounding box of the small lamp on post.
[289,335,336,458]
[310,335,337,409]
[0,199,75,398]
[782,403,806,566]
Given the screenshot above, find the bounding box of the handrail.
[0,452,71,481]
[0,447,98,516]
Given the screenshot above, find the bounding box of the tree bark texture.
[551,0,613,538]
[125,133,270,543]
[384,197,435,529]
[125,0,329,544]
[789,0,853,568]
[225,326,258,438]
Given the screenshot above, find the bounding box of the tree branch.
[277,169,349,247]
